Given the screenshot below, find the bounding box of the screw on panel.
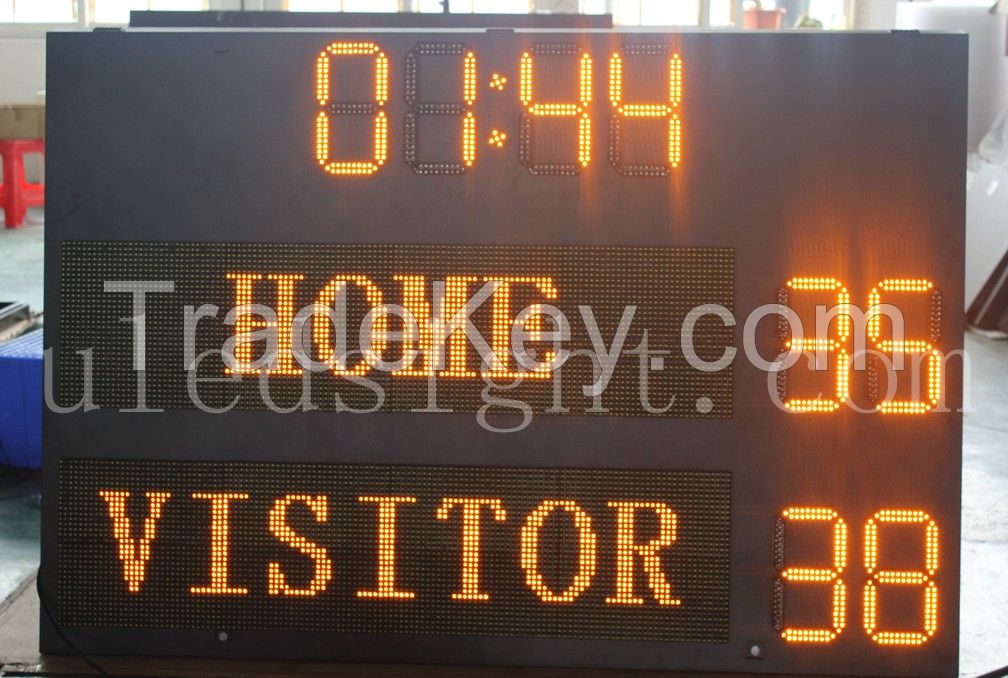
[218,631,230,643]
[748,642,764,659]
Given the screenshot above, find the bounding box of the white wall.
[854,0,899,28]
[896,2,1008,151]
[0,37,45,105]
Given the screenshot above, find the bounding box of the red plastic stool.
[0,139,45,229]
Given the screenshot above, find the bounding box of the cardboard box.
[0,104,44,140]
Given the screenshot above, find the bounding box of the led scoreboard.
[43,26,966,676]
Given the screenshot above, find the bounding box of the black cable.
[977,665,1008,678]
[34,576,106,676]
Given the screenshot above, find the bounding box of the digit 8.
[863,510,939,646]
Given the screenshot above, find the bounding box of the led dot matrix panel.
[44,30,966,676]
[59,459,730,641]
[58,241,732,417]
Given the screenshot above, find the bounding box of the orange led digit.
[777,507,847,643]
[314,41,388,176]
[867,279,942,414]
[405,43,477,174]
[579,52,592,168]
[605,502,681,606]
[520,500,597,603]
[357,495,417,600]
[863,510,939,645]
[463,52,477,105]
[436,498,507,601]
[375,51,388,104]
[99,490,171,593]
[463,112,476,168]
[464,52,477,167]
[607,53,620,106]
[190,492,249,596]
[519,48,592,174]
[519,52,532,107]
[608,49,683,175]
[783,277,851,413]
[267,494,333,597]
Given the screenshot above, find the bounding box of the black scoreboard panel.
[43,30,966,676]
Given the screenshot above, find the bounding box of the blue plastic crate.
[0,328,42,469]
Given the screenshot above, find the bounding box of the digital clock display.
[312,40,682,177]
[42,29,966,676]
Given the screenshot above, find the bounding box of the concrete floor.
[958,333,1008,676]
[0,474,39,608]
[0,220,1005,675]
